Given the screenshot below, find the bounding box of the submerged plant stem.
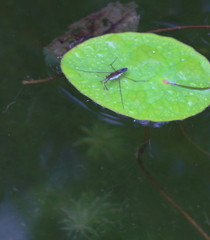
[179,123,210,157]
[136,127,210,240]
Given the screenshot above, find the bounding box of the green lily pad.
[61,32,210,122]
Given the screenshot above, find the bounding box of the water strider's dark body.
[102,68,128,83]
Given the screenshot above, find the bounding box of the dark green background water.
[1,0,210,239]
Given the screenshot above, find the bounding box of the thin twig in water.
[146,25,210,33]
[22,74,64,84]
[136,127,210,240]
[179,123,210,157]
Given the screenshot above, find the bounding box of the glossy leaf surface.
[61,33,210,121]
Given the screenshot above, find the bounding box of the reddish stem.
[22,74,64,85]
[146,25,210,33]
[163,80,210,89]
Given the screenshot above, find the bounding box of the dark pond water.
[1,0,210,239]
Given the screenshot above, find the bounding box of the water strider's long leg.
[77,69,111,74]
[118,75,124,109]
[109,58,125,109]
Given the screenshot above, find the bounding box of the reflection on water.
[0,201,29,240]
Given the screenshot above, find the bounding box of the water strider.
[77,58,146,109]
